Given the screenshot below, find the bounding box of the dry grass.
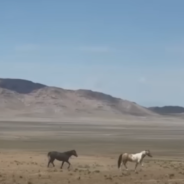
[0,152,184,184]
[0,118,184,184]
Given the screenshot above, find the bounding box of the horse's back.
[122,153,134,161]
[48,151,60,157]
[48,151,68,160]
[129,153,141,162]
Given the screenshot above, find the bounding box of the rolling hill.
[0,78,157,118]
[149,106,184,114]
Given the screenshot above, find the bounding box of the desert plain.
[0,116,184,184]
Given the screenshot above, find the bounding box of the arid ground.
[0,117,184,184]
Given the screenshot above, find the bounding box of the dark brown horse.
[47,150,78,169]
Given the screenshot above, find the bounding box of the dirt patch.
[0,151,184,184]
[0,119,184,184]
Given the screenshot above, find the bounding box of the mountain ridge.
[149,106,184,114]
[0,78,157,117]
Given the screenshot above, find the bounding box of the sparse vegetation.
[0,119,184,184]
[0,154,184,184]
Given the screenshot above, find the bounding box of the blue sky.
[1,0,184,107]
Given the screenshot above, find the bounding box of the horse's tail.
[117,153,122,168]
[47,152,51,158]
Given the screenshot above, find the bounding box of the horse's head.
[145,150,152,157]
[71,150,78,157]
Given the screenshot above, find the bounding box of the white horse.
[117,150,152,172]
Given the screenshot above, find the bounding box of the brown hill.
[0,78,156,117]
[149,106,184,114]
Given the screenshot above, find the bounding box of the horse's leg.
[140,159,144,167]
[50,158,55,167]
[48,157,52,167]
[120,162,123,171]
[66,160,71,169]
[123,160,128,170]
[47,160,50,167]
[134,162,139,172]
[48,156,55,167]
[60,161,64,169]
[118,161,122,171]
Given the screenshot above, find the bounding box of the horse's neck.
[133,151,144,156]
[140,151,146,159]
[132,151,146,159]
[65,151,73,157]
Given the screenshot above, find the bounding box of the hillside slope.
[149,106,184,114]
[0,78,157,117]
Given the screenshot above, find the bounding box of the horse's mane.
[64,150,75,154]
[132,150,146,155]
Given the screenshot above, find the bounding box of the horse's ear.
[145,149,149,153]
